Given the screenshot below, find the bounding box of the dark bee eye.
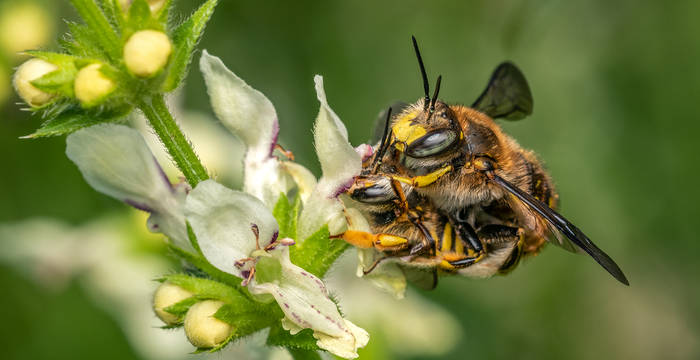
[405,129,458,158]
[351,183,396,203]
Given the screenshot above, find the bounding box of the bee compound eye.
[406,129,458,158]
[351,183,396,203]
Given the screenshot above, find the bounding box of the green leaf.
[69,0,121,61]
[287,348,323,360]
[162,0,218,92]
[163,296,199,317]
[167,245,247,290]
[266,323,320,351]
[65,22,110,59]
[31,67,78,98]
[98,0,124,31]
[290,226,349,278]
[22,107,130,138]
[273,193,294,239]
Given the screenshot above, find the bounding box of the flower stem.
[288,348,322,360]
[139,94,209,186]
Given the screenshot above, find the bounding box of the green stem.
[288,348,322,360]
[139,94,209,186]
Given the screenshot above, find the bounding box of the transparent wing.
[472,62,533,121]
[490,174,629,285]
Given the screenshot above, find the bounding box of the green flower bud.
[74,63,116,107]
[123,30,172,78]
[119,0,167,14]
[0,2,53,56]
[152,282,193,325]
[184,300,232,348]
[13,58,57,107]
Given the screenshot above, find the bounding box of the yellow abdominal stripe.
[392,112,426,151]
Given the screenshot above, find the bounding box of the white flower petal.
[311,75,361,191]
[243,155,293,208]
[200,50,278,162]
[249,247,368,358]
[185,180,279,277]
[66,124,190,250]
[298,76,362,240]
[280,161,317,203]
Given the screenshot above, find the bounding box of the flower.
[13,58,57,107]
[186,179,368,358]
[124,30,172,78]
[196,51,370,357]
[74,63,116,107]
[65,124,191,251]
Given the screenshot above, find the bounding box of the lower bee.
[342,37,628,286]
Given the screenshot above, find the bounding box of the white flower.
[185,180,368,358]
[66,124,191,251]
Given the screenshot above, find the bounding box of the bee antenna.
[412,36,430,110]
[371,107,393,173]
[430,75,442,114]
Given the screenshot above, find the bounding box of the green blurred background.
[1,0,699,359]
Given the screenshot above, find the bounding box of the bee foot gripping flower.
[186,180,368,358]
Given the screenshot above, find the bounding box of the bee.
[342,111,526,289]
[343,37,629,286]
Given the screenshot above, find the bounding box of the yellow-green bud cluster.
[74,63,116,107]
[153,282,233,349]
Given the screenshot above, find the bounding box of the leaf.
[168,245,248,290]
[98,0,124,31]
[211,303,281,352]
[65,22,110,59]
[22,107,130,138]
[273,193,294,239]
[289,226,348,278]
[31,66,78,97]
[163,296,200,317]
[162,0,218,91]
[69,0,121,61]
[266,323,320,351]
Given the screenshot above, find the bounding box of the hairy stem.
[138,94,209,186]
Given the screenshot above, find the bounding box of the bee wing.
[398,264,438,290]
[472,62,533,121]
[490,174,629,285]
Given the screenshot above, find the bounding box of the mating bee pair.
[341,37,628,288]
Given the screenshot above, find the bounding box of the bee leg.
[408,219,436,255]
[391,164,453,187]
[333,230,409,251]
[473,225,525,274]
[443,213,487,269]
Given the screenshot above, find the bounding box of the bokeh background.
[1,0,699,359]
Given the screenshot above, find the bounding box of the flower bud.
[123,30,172,78]
[152,282,193,325]
[119,0,167,14]
[74,63,116,107]
[13,58,57,107]
[184,300,232,348]
[0,2,53,56]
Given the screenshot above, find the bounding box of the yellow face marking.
[440,260,455,270]
[392,112,426,151]
[441,222,453,253]
[392,165,453,188]
[376,234,408,247]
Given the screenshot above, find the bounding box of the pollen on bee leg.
[376,234,408,248]
[334,230,376,248]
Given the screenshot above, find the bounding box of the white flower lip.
[66,124,190,251]
[184,179,279,278]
